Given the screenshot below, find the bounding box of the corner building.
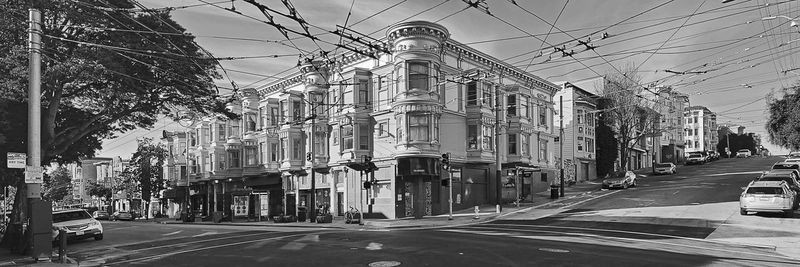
[186,21,559,220]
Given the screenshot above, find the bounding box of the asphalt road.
[66,156,800,266]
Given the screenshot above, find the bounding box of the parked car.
[736,149,752,158]
[757,172,800,208]
[654,163,677,175]
[788,151,800,159]
[685,152,707,165]
[92,211,110,220]
[602,171,637,189]
[740,180,797,217]
[111,211,134,221]
[784,158,800,163]
[709,151,720,161]
[52,209,104,241]
[772,161,800,172]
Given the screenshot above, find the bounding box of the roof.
[749,181,787,187]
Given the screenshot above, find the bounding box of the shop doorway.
[397,175,432,219]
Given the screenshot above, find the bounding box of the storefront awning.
[244,173,282,187]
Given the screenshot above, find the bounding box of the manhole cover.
[538,248,570,253]
[369,261,401,267]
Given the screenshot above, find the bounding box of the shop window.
[409,114,430,142]
[408,61,429,91]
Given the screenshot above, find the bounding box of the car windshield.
[688,153,702,158]
[772,164,799,170]
[53,211,92,223]
[746,187,784,195]
[656,163,672,167]
[759,177,792,183]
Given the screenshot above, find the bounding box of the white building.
[684,106,718,153]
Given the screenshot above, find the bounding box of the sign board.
[7,152,26,169]
[259,194,269,217]
[25,166,44,184]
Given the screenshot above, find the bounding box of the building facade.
[684,106,718,153]
[554,82,598,183]
[66,157,113,206]
[182,21,559,221]
[159,130,189,218]
[656,87,689,164]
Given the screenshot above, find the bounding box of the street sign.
[25,166,44,184]
[7,152,26,169]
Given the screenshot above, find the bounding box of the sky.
[98,0,798,159]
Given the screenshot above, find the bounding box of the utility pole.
[309,111,316,222]
[559,96,565,197]
[495,84,502,213]
[27,3,52,260]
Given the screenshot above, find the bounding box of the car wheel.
[623,183,629,189]
[94,234,103,241]
[631,180,637,187]
[740,208,747,215]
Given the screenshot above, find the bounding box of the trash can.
[550,185,559,199]
[297,207,307,222]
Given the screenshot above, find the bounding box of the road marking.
[538,248,570,253]
[500,190,621,218]
[192,231,219,237]
[365,242,383,250]
[162,230,182,236]
[103,226,138,231]
[107,232,311,265]
[451,225,792,260]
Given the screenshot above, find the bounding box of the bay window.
[217,124,226,141]
[314,132,325,155]
[468,125,478,149]
[467,82,477,106]
[280,137,287,161]
[292,137,302,160]
[507,95,516,116]
[341,125,354,150]
[408,61,429,91]
[245,146,257,166]
[409,114,430,142]
[539,139,548,163]
[483,125,493,151]
[358,79,369,105]
[522,134,530,156]
[508,134,517,155]
[358,124,370,150]
[482,84,493,107]
[270,142,279,162]
[292,100,303,121]
[538,106,547,126]
[521,96,529,118]
[229,150,240,168]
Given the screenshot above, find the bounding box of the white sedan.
[654,163,677,175]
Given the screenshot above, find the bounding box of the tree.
[129,138,168,219]
[595,98,619,178]
[599,64,662,171]
[766,85,800,151]
[0,0,232,250]
[87,182,112,201]
[42,166,72,203]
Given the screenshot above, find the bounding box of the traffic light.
[306,152,313,162]
[363,181,372,189]
[554,137,560,142]
[441,178,449,187]
[441,153,450,168]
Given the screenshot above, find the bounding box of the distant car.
[92,211,110,220]
[740,180,797,217]
[784,158,800,163]
[52,209,103,241]
[736,149,752,158]
[111,211,134,221]
[685,153,707,165]
[654,163,677,175]
[771,162,800,174]
[788,152,800,159]
[602,171,637,189]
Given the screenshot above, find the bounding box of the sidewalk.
[150,180,604,230]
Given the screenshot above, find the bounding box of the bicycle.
[344,206,361,224]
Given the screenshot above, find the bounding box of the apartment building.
[684,106,718,153]
[181,21,559,221]
[656,87,689,164]
[66,157,113,206]
[554,82,598,183]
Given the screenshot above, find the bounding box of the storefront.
[244,173,283,221]
[395,157,441,219]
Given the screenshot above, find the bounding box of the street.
[60,156,800,266]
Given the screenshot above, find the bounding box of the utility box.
[28,199,52,260]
